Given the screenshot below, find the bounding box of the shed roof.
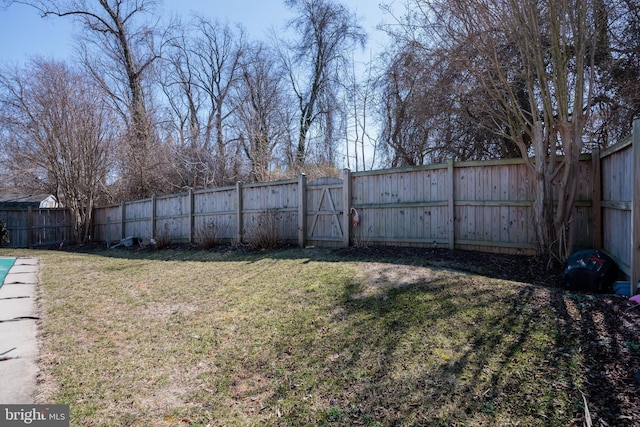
[0,194,57,208]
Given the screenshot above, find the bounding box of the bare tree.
[280,0,367,168]
[375,36,522,166]
[233,42,293,182]
[0,59,115,242]
[378,46,439,167]
[387,0,603,262]
[160,16,244,188]
[4,0,165,199]
[589,0,640,143]
[159,22,212,190]
[342,55,378,171]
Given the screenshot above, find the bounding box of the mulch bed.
[333,245,566,287]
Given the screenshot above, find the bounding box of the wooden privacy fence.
[351,157,596,254]
[92,179,303,247]
[0,207,72,248]
[2,118,640,293]
[597,117,640,293]
[90,156,596,255]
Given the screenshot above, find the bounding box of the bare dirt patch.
[352,263,443,299]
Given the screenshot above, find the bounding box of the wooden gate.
[305,176,348,247]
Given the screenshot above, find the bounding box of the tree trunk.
[553,121,585,261]
[530,120,554,258]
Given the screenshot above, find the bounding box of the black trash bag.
[563,249,618,293]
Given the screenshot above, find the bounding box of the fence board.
[92,205,122,245]
[347,157,594,254]
[0,209,29,248]
[600,137,633,277]
[30,209,73,246]
[242,180,299,244]
[352,166,452,248]
[124,199,153,239]
[193,187,236,243]
[156,193,191,242]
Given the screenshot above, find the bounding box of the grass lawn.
[1,247,634,426]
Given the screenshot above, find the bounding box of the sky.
[0,0,394,66]
[0,0,396,170]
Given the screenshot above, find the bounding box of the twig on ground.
[582,393,592,427]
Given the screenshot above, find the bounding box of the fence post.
[189,189,194,244]
[631,117,640,295]
[298,174,307,248]
[27,206,32,249]
[236,182,243,244]
[151,195,157,240]
[120,201,126,240]
[591,148,602,250]
[106,216,111,248]
[447,158,455,250]
[342,168,351,248]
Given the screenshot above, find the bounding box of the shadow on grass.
[47,245,639,426]
[304,274,639,426]
[279,275,582,426]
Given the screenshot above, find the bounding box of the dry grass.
[0,247,602,426]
